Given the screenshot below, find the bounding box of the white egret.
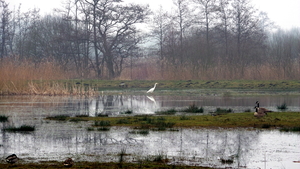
[147,83,158,93]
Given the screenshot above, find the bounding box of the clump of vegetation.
[46,115,70,121]
[261,124,272,128]
[97,127,110,131]
[118,148,127,164]
[117,118,132,124]
[215,108,233,114]
[75,114,89,117]
[155,109,177,115]
[129,130,150,135]
[3,125,35,132]
[147,117,175,131]
[223,91,232,97]
[94,120,111,126]
[86,127,94,131]
[182,104,204,113]
[69,118,88,122]
[280,127,300,132]
[122,110,133,114]
[277,103,287,110]
[0,115,8,122]
[179,115,191,120]
[153,152,169,163]
[133,116,175,130]
[97,114,109,117]
[220,158,234,164]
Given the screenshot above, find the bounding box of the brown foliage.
[119,57,300,80]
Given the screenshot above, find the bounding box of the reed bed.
[0,57,96,96]
[119,58,300,80]
[1,81,97,96]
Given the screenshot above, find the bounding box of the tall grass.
[119,58,300,80]
[0,57,96,95]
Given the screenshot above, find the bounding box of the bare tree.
[82,0,150,79]
[193,0,218,69]
[151,6,169,60]
[216,0,231,59]
[0,0,12,58]
[173,0,191,64]
[230,0,265,77]
[267,29,300,79]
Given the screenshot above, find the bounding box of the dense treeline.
[0,0,299,80]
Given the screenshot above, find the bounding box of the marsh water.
[0,89,300,168]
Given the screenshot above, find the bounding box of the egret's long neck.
[153,84,157,89]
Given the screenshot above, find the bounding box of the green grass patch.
[71,80,300,91]
[2,80,300,96]
[117,118,132,124]
[179,115,192,120]
[46,112,300,129]
[94,120,111,126]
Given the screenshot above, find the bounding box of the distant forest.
[0,0,299,80]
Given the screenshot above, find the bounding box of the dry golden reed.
[0,57,95,96]
[119,58,300,80]
[1,56,299,95]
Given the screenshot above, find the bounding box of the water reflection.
[0,122,299,169]
[1,94,299,118]
[0,93,300,168]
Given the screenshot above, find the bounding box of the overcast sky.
[8,0,300,30]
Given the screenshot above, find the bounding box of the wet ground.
[0,89,300,168]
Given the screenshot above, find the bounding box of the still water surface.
[0,90,300,168]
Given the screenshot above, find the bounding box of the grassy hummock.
[1,80,300,96]
[46,112,300,130]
